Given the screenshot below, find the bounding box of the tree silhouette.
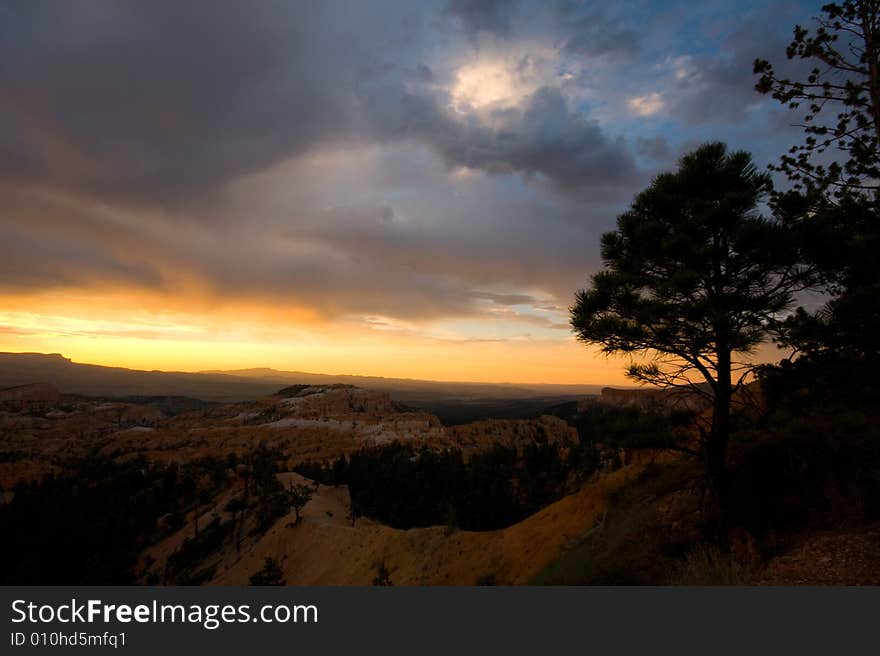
[287,482,313,524]
[372,560,393,586]
[754,1,880,365]
[249,557,285,586]
[754,0,880,197]
[570,143,813,533]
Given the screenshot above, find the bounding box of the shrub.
[665,544,750,585]
[250,557,285,586]
[372,561,393,586]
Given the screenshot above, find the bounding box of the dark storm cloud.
[558,7,640,59]
[0,186,472,319]
[436,87,636,192]
[359,83,636,194]
[274,189,606,309]
[0,0,635,207]
[0,223,163,292]
[0,178,599,321]
[445,0,519,36]
[0,1,361,206]
[0,0,815,327]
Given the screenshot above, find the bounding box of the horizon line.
[0,351,629,389]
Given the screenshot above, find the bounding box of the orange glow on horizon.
[0,292,634,385]
[0,288,788,386]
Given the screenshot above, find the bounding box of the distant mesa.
[275,383,357,398]
[3,352,70,363]
[593,386,710,412]
[600,386,669,403]
[0,382,62,409]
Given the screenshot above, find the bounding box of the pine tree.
[570,143,813,534]
[249,557,285,586]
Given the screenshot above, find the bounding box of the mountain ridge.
[0,352,610,403]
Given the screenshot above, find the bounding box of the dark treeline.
[296,440,595,531]
[0,445,298,585]
[294,403,687,531]
[403,397,584,426]
[0,455,216,584]
[546,402,686,450]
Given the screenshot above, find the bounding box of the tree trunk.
[705,347,732,543]
[236,508,242,553]
[859,2,880,148]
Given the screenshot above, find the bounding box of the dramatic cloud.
[0,0,638,207]
[362,84,636,193]
[0,0,822,381]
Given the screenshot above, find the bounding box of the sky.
[0,0,820,384]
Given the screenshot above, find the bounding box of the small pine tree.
[249,556,285,586]
[372,560,393,586]
[288,482,313,524]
